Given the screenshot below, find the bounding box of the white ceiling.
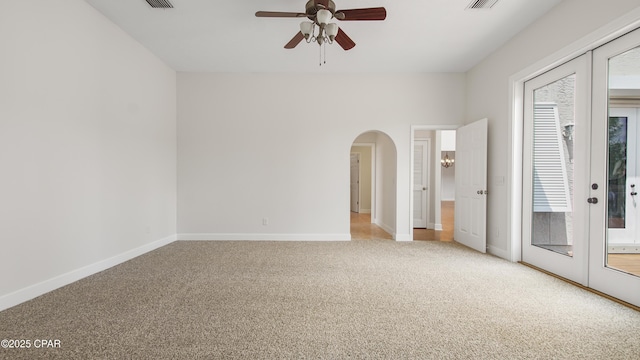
[84,0,563,73]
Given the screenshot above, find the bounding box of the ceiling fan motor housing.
[305,0,336,19]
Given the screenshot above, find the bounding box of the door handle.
[587,197,598,204]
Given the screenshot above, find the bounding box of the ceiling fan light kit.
[256,0,386,65]
[326,23,338,42]
[316,9,332,25]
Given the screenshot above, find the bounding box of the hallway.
[350,201,455,241]
[349,212,393,240]
[414,201,454,241]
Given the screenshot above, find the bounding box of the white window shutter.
[533,103,572,212]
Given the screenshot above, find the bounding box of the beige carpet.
[1,240,639,359]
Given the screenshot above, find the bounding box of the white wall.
[375,132,397,235]
[177,73,466,241]
[466,0,640,259]
[0,0,177,309]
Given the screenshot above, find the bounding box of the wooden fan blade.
[335,28,355,51]
[335,7,387,21]
[285,32,305,49]
[255,11,306,18]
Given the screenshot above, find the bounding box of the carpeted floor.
[1,240,639,359]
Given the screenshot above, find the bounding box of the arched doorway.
[349,131,397,240]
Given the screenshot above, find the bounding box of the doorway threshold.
[519,261,640,312]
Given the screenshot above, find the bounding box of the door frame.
[410,125,459,239]
[508,11,640,262]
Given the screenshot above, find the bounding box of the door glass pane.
[607,46,640,278]
[531,74,576,257]
[608,116,627,229]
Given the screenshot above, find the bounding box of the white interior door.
[521,55,590,285]
[413,140,429,228]
[350,153,360,213]
[589,27,640,307]
[454,118,487,253]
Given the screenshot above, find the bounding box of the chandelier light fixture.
[299,9,339,65]
[441,152,455,168]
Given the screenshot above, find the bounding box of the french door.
[589,27,640,307]
[522,55,590,285]
[523,28,640,307]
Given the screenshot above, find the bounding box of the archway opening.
[349,131,396,240]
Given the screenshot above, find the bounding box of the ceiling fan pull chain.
[323,42,327,65]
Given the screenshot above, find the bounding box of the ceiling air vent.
[144,0,174,9]
[467,0,499,10]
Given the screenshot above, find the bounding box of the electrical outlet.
[263,218,269,226]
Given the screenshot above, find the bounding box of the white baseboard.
[177,233,351,241]
[372,223,411,242]
[358,209,371,214]
[487,244,511,261]
[394,234,413,241]
[608,244,640,253]
[0,234,177,312]
[428,222,443,231]
[375,221,394,237]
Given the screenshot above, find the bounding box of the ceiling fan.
[255,0,386,51]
